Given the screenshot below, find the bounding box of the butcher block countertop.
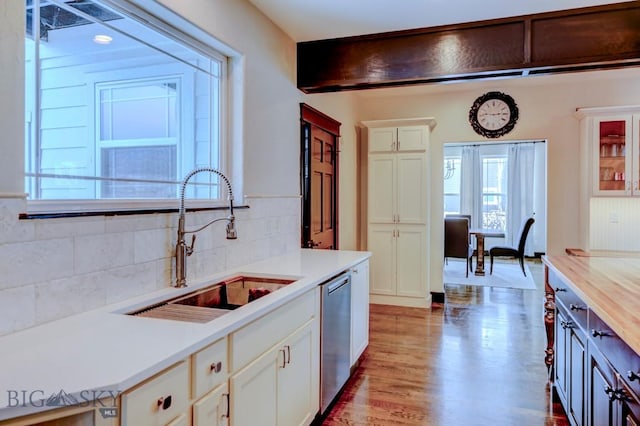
[542,254,640,357]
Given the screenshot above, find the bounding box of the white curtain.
[506,143,536,255]
[460,146,482,229]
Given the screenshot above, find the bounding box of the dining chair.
[489,217,535,277]
[444,217,474,277]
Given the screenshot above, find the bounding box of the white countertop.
[0,249,370,420]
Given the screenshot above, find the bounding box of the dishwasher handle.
[327,275,350,294]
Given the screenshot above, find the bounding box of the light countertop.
[0,249,371,420]
[542,254,640,357]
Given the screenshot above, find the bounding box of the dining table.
[469,228,505,275]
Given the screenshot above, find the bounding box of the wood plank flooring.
[322,261,570,425]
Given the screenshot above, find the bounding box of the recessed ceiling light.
[93,35,112,45]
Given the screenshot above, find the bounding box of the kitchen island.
[542,254,640,425]
[0,249,370,425]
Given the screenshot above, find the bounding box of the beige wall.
[342,68,640,293]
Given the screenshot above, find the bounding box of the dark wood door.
[300,103,340,250]
[309,126,336,249]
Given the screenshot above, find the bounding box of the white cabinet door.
[368,224,396,295]
[277,320,319,426]
[368,154,395,223]
[193,383,229,426]
[229,348,278,426]
[397,125,427,151]
[369,127,397,152]
[230,320,319,426]
[350,260,370,366]
[395,224,426,298]
[396,153,427,224]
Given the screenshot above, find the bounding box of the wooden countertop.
[542,255,640,357]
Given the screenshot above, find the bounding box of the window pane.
[100,82,178,140]
[25,0,225,202]
[101,146,176,198]
[481,156,507,230]
[443,157,461,215]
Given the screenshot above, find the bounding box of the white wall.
[0,0,305,336]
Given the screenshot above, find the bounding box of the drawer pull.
[285,345,291,365]
[554,287,567,292]
[280,349,286,368]
[223,392,230,418]
[604,385,616,401]
[157,395,172,410]
[560,320,575,329]
[628,370,640,382]
[591,329,610,338]
[210,361,222,373]
[569,303,586,311]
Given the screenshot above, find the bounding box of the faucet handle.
[186,234,196,256]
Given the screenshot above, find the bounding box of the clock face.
[469,91,519,138]
[477,99,511,131]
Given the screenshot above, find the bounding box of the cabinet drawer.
[121,361,189,426]
[192,338,228,399]
[231,288,318,371]
[589,309,640,397]
[550,270,588,330]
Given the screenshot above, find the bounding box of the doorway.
[300,103,341,249]
[443,140,547,256]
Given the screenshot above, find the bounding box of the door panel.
[368,154,395,223]
[397,154,426,224]
[397,126,426,151]
[395,224,426,297]
[309,126,336,249]
[368,224,396,295]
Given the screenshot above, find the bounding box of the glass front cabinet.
[577,106,640,196]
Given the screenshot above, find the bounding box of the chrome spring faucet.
[175,167,237,288]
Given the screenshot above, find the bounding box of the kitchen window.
[24,0,229,212]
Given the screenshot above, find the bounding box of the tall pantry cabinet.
[361,118,437,308]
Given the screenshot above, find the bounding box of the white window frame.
[25,0,243,214]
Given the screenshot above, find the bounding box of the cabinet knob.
[628,370,640,382]
[569,303,586,311]
[560,320,574,329]
[554,287,567,292]
[210,361,222,373]
[604,385,616,401]
[157,395,172,410]
[591,329,610,338]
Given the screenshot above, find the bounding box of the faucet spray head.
[226,216,237,239]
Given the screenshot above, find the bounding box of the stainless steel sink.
[128,275,296,323]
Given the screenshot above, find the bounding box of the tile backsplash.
[0,196,300,336]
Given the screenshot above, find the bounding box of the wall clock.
[469,91,519,138]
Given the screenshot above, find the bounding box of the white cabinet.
[576,106,640,196]
[350,259,370,366]
[363,118,434,308]
[192,383,228,426]
[368,223,426,298]
[229,288,319,426]
[367,125,428,152]
[229,320,318,426]
[121,361,190,426]
[368,153,427,224]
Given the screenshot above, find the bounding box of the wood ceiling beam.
[297,2,640,93]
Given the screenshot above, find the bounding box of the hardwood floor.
[322,261,570,425]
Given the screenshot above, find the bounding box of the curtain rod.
[444,140,546,148]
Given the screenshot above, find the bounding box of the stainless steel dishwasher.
[320,271,352,414]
